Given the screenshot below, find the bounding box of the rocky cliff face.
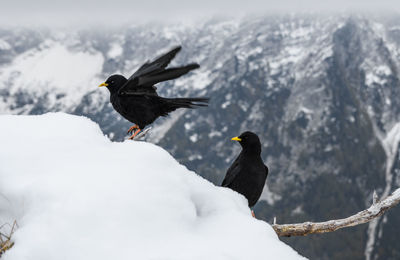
[1,15,400,259]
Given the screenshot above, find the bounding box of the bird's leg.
[127,124,139,134]
[128,129,142,140]
[251,210,256,218]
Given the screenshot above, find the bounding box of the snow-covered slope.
[0,113,305,260]
[0,39,104,113]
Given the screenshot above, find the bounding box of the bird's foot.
[132,127,152,140]
[127,127,152,141]
[251,210,256,218]
[128,129,142,140]
[127,124,139,134]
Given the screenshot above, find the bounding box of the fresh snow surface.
[0,113,305,260]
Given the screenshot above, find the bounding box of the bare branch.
[272,188,400,237]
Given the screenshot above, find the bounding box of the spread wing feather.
[118,46,199,96]
[128,46,182,80]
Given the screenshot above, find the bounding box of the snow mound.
[0,113,305,260]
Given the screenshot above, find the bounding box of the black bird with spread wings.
[222,131,268,217]
[99,46,209,139]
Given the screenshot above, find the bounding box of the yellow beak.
[231,136,242,141]
[99,82,109,87]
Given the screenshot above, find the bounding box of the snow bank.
[0,113,305,260]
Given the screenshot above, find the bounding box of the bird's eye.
[111,81,114,84]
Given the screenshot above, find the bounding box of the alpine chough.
[99,46,209,139]
[222,131,268,217]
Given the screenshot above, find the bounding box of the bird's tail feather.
[162,97,209,112]
[139,64,200,86]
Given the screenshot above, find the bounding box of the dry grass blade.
[0,220,17,257]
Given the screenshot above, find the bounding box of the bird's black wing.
[221,155,242,187]
[129,46,182,80]
[118,77,158,96]
[120,93,208,118]
[118,46,181,95]
[118,46,199,96]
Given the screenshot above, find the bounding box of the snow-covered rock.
[0,113,305,260]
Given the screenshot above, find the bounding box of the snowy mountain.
[0,113,305,260]
[1,15,400,259]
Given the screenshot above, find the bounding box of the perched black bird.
[99,46,209,139]
[222,131,268,217]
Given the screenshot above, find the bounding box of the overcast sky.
[1,0,400,27]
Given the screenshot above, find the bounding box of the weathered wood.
[272,188,400,237]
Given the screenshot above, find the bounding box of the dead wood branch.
[272,188,400,237]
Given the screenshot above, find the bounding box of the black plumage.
[222,132,268,211]
[99,46,209,139]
